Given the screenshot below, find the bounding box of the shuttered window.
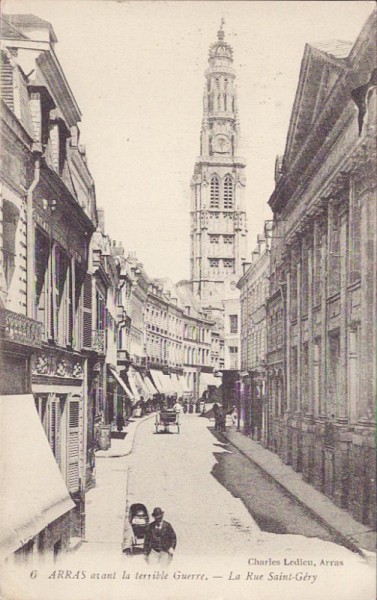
[35,228,50,338]
[67,399,80,493]
[34,395,49,438]
[49,396,61,468]
[82,273,92,349]
[68,259,74,346]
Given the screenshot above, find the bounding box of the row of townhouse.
[0,13,223,563]
[238,10,376,529]
[0,13,98,562]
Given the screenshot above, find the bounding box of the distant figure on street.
[144,507,177,566]
[231,405,238,428]
[173,400,182,414]
[216,408,226,432]
[116,412,125,432]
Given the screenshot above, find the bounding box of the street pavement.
[42,412,375,600]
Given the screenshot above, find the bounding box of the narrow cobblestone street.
[127,414,338,556]
[47,413,374,600]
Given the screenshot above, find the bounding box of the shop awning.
[149,369,164,394]
[133,369,150,401]
[0,395,75,560]
[108,366,136,404]
[199,372,222,397]
[144,374,159,396]
[173,374,184,396]
[159,372,176,396]
[127,367,142,402]
[177,375,187,396]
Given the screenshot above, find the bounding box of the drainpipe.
[26,156,41,318]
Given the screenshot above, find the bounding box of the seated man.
[144,507,177,566]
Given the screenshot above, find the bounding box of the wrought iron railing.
[0,308,42,347]
[92,329,107,354]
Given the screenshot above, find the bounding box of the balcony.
[92,329,107,355]
[0,309,42,348]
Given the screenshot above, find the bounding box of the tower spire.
[218,17,225,41]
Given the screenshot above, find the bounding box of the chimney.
[70,125,79,147]
[97,207,105,233]
[242,261,251,275]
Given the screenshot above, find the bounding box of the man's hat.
[152,507,164,518]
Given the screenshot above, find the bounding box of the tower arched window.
[210,175,220,209]
[223,175,233,209]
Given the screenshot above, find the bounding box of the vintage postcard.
[0,1,376,599]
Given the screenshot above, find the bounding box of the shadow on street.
[208,426,336,541]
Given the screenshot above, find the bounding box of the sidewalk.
[219,425,376,554]
[84,414,153,549]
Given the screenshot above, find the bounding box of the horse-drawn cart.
[155,409,180,434]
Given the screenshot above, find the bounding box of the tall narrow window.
[2,200,19,289]
[301,242,309,316]
[329,204,341,296]
[223,175,233,209]
[290,261,298,321]
[290,346,298,412]
[35,228,50,337]
[313,221,326,306]
[313,339,321,416]
[349,182,361,284]
[229,314,238,334]
[328,332,340,417]
[210,175,220,208]
[67,397,80,493]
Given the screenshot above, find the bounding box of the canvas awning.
[144,374,159,396]
[127,367,145,402]
[133,369,150,401]
[149,369,164,394]
[177,375,187,396]
[159,372,176,396]
[199,372,222,397]
[0,395,75,560]
[172,374,183,397]
[108,366,135,404]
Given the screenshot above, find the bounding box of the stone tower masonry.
[190,22,248,311]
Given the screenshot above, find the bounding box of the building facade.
[238,245,269,442]
[1,14,98,560]
[266,12,376,527]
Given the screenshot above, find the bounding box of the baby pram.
[127,503,149,555]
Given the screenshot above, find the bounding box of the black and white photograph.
[0,1,376,599]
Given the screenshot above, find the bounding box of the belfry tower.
[190,21,248,310]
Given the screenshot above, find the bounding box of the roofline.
[0,36,81,126]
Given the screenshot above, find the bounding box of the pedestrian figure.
[144,507,177,567]
[116,412,125,432]
[173,400,182,414]
[231,405,238,428]
[216,409,226,432]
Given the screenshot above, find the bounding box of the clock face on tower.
[212,134,231,154]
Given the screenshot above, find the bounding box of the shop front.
[31,347,86,541]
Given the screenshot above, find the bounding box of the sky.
[3,0,375,281]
